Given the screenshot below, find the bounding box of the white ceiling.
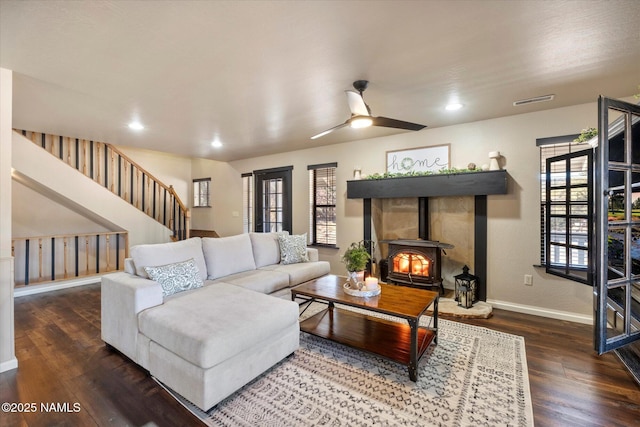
[1,0,639,162]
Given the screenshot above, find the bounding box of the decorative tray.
[343,282,381,297]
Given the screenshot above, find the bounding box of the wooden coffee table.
[291,274,438,381]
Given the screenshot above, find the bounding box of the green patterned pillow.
[144,258,204,297]
[278,233,309,265]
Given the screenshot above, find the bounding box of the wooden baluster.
[50,134,55,155]
[38,238,43,282]
[96,142,101,183]
[125,233,129,258]
[111,149,116,192]
[106,234,111,271]
[82,140,87,175]
[63,237,68,278]
[169,186,175,232]
[135,169,140,209]
[85,237,90,274]
[123,162,128,201]
[146,177,151,215]
[66,137,71,165]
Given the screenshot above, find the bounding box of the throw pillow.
[144,258,204,297]
[278,233,309,265]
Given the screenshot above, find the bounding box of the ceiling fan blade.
[310,121,349,140]
[372,116,427,131]
[345,90,370,116]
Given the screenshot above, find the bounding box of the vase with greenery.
[341,241,371,288]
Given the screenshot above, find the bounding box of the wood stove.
[384,239,454,294]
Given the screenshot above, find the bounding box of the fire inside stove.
[384,239,453,291]
[393,252,431,277]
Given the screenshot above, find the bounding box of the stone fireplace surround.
[346,170,508,301]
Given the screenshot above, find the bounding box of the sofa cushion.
[138,283,298,369]
[144,258,203,297]
[211,269,290,294]
[278,233,309,265]
[202,234,257,279]
[130,237,207,281]
[249,232,288,268]
[259,260,330,286]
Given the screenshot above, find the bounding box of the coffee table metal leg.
[408,318,418,381]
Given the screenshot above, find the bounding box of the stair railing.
[11,231,128,287]
[14,129,190,240]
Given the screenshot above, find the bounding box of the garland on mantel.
[365,167,485,180]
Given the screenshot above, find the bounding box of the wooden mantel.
[346,169,509,301]
[346,170,508,199]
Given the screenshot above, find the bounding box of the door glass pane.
[608,169,626,221]
[606,286,627,339]
[633,227,640,278]
[608,227,626,280]
[633,113,640,164]
[608,108,626,163]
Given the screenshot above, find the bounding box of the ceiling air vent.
[513,94,555,106]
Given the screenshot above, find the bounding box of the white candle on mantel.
[365,277,378,290]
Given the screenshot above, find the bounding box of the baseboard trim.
[0,357,18,373]
[487,299,593,325]
[14,277,101,298]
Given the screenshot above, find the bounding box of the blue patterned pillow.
[278,233,309,265]
[144,258,204,297]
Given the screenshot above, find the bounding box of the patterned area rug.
[158,303,533,426]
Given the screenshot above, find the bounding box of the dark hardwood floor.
[1,284,639,426]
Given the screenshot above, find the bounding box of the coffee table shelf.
[292,275,438,381]
[300,307,435,365]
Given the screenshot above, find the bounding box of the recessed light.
[128,121,144,130]
[211,140,223,148]
[445,103,463,111]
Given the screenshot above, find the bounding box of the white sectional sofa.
[101,232,330,410]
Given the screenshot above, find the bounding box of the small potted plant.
[341,241,371,288]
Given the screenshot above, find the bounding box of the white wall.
[210,100,617,321]
[0,68,17,373]
[190,157,242,236]
[12,180,110,237]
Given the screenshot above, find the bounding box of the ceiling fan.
[310,80,427,140]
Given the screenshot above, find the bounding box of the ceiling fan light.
[350,116,373,129]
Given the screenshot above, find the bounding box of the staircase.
[11,129,190,288]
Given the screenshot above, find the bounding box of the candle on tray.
[365,277,378,290]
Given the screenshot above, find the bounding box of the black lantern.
[457,283,474,309]
[454,265,478,304]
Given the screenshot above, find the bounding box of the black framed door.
[254,166,292,233]
[595,96,640,354]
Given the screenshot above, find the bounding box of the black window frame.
[193,177,211,208]
[308,162,337,247]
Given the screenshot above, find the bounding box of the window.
[539,134,592,282]
[242,173,254,233]
[193,178,211,207]
[308,163,337,247]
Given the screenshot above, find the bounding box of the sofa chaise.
[101,232,330,410]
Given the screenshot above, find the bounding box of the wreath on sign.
[400,157,414,171]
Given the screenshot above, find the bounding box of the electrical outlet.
[524,274,533,286]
